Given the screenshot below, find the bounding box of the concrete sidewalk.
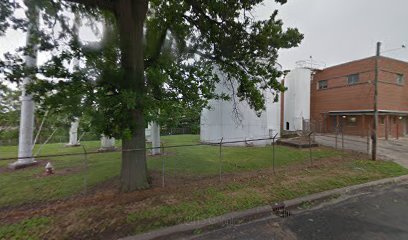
[315,134,408,168]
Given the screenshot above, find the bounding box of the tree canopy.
[0,0,303,191]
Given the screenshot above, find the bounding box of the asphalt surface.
[193,182,408,240]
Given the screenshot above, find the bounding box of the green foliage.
[0,83,92,143]
[0,84,20,140]
[0,0,303,140]
[0,1,12,35]
[0,0,304,190]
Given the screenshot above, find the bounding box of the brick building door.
[405,119,408,136]
[331,116,337,132]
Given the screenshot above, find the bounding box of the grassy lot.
[0,135,339,207]
[0,135,407,239]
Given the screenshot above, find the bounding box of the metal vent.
[272,203,291,218]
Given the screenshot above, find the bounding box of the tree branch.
[63,0,115,11]
[185,0,222,26]
[144,27,168,68]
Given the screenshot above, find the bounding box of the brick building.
[311,56,408,139]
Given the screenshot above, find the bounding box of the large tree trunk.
[115,0,149,191]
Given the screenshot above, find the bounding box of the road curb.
[283,174,408,209]
[120,174,408,240]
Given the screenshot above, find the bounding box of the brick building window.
[347,116,357,126]
[318,80,328,89]
[396,74,404,85]
[347,74,360,85]
[379,116,385,124]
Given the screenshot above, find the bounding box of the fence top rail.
[0,136,280,162]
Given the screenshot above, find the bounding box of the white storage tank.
[283,68,312,131]
[200,70,281,146]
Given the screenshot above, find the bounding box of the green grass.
[0,135,339,207]
[0,217,51,240]
[125,159,408,235]
[149,135,339,175]
[0,135,407,239]
[126,187,265,233]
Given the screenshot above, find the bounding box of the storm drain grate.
[272,203,291,218]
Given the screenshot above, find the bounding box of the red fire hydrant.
[45,162,54,175]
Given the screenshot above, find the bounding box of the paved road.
[315,134,408,168]
[193,182,408,240]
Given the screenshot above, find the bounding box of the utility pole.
[372,42,381,160]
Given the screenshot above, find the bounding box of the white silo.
[200,70,281,146]
[283,68,312,131]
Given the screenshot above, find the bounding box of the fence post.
[160,142,165,188]
[272,133,278,174]
[173,142,177,178]
[309,132,313,167]
[367,128,370,155]
[81,145,89,195]
[272,137,276,174]
[219,137,223,183]
[335,128,338,150]
[162,157,165,187]
[341,129,345,160]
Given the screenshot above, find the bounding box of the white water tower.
[283,68,312,131]
[200,69,281,146]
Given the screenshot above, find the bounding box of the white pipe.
[77,131,86,143]
[11,7,40,168]
[100,135,115,151]
[32,110,48,149]
[66,119,80,146]
[151,121,161,155]
[17,86,35,163]
[34,128,58,156]
[66,14,82,147]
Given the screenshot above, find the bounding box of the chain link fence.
[313,125,372,158]
[2,130,408,240]
[0,134,330,201]
[0,122,392,192]
[0,133,100,147]
[3,129,406,211]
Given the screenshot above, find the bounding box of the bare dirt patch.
[0,159,49,174]
[0,159,83,178]
[33,165,83,178]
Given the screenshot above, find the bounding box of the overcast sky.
[256,0,408,69]
[1,0,408,70]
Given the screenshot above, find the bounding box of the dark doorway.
[405,118,408,136]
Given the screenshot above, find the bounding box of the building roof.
[321,56,408,72]
[327,110,408,116]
